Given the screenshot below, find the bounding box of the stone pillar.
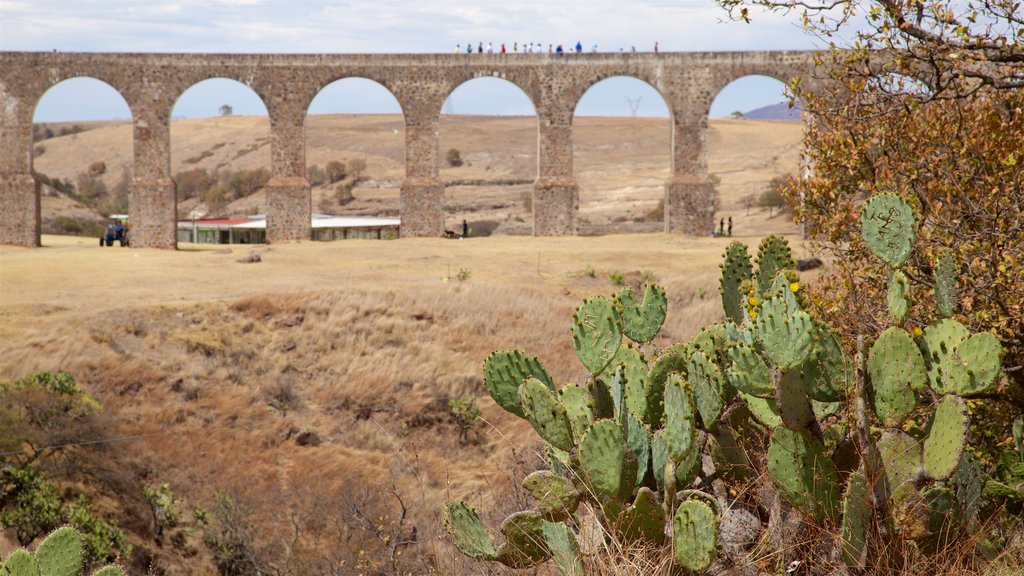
[664,110,715,235]
[534,116,577,236]
[400,109,444,237]
[0,90,39,247]
[266,117,310,243]
[130,110,177,249]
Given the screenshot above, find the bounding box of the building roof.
[179,215,400,230]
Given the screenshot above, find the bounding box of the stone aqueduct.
[0,51,820,248]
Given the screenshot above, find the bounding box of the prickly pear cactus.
[0,526,126,576]
[755,235,796,293]
[923,395,969,481]
[617,284,667,344]
[933,249,958,319]
[483,350,554,418]
[860,193,916,268]
[767,427,840,521]
[672,499,719,571]
[720,241,753,323]
[867,327,925,427]
[571,296,622,375]
[887,270,911,325]
[446,501,498,560]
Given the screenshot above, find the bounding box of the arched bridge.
[0,51,820,248]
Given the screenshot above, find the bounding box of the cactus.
[617,284,667,344]
[725,343,774,398]
[624,412,651,488]
[840,471,870,570]
[519,377,575,452]
[801,326,850,402]
[496,511,550,568]
[0,526,126,576]
[720,241,753,323]
[663,374,697,463]
[644,346,687,427]
[483,350,554,418]
[933,249,958,318]
[571,296,622,375]
[672,499,719,571]
[887,269,911,325]
[776,368,814,430]
[686,350,725,429]
[860,193,916,268]
[578,419,632,500]
[523,471,580,521]
[923,395,969,481]
[612,344,649,420]
[445,501,498,560]
[767,427,840,521]
[541,521,584,576]
[876,431,924,495]
[753,297,816,371]
[867,327,925,427]
[946,332,1003,396]
[558,383,595,442]
[617,487,667,543]
[755,235,796,294]
[738,390,782,428]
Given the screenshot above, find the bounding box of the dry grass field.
[3,115,816,574]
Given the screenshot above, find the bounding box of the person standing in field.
[728,217,733,237]
[719,218,724,236]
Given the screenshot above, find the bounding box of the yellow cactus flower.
[749,309,758,319]
[790,282,800,293]
[912,326,923,337]
[748,295,758,306]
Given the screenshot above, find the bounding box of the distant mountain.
[742,102,803,121]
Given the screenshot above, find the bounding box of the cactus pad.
[933,249,958,319]
[625,412,651,488]
[571,296,622,375]
[34,526,82,576]
[801,326,850,402]
[754,297,816,371]
[663,374,697,462]
[767,427,840,521]
[924,395,969,481]
[612,344,649,420]
[952,452,982,528]
[518,378,575,452]
[445,501,497,560]
[755,235,796,294]
[777,368,814,431]
[919,318,969,393]
[947,332,1003,396]
[877,431,924,493]
[579,419,630,499]
[495,511,550,568]
[686,350,725,430]
[860,193,917,268]
[541,521,583,576]
[867,327,924,427]
[618,487,667,543]
[726,343,774,398]
[840,471,870,570]
[618,284,668,344]
[672,499,720,571]
[523,471,580,521]
[483,350,554,418]
[887,269,911,325]
[720,241,753,323]
[644,345,688,427]
[738,391,782,428]
[2,550,39,576]
[558,383,595,443]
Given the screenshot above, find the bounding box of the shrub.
[448,396,482,444]
[608,271,626,286]
[347,158,367,182]
[88,161,106,176]
[325,160,346,183]
[307,164,326,187]
[175,168,215,201]
[446,148,463,167]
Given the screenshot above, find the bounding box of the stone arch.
[170,78,272,227]
[440,72,539,117]
[706,73,807,240]
[439,76,539,235]
[571,73,673,123]
[31,77,134,246]
[704,68,805,119]
[572,75,671,234]
[305,77,405,221]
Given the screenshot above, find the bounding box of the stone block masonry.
[0,51,820,248]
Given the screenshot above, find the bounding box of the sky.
[0,0,825,122]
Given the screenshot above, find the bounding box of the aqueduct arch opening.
[32,77,133,246]
[170,78,271,237]
[306,78,405,222]
[573,76,671,235]
[440,77,538,236]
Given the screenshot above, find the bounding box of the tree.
[347,158,367,183]
[759,175,792,218]
[324,160,346,184]
[219,104,233,116]
[717,0,1023,100]
[714,0,1024,407]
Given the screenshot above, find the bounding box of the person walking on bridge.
[575,41,582,53]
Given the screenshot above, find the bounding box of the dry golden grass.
[0,231,824,574]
